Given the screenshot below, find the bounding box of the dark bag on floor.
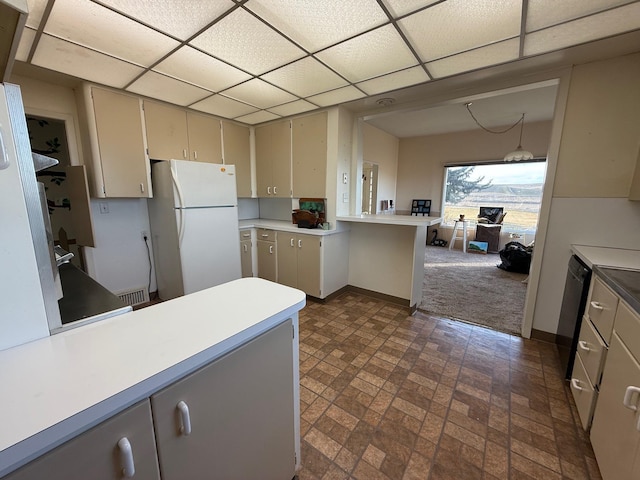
[497,241,532,273]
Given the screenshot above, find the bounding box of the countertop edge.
[336,215,442,227]
[571,244,640,270]
[239,219,347,235]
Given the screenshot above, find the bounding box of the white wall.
[362,123,398,213]
[329,106,353,220]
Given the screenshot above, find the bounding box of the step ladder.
[449,220,468,253]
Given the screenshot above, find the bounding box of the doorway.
[361,162,378,214]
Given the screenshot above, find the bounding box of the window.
[442,160,547,235]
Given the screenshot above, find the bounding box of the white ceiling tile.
[25,0,49,29]
[154,46,251,92]
[32,34,144,88]
[260,57,347,97]
[524,2,640,56]
[356,66,429,95]
[190,8,305,75]
[234,110,281,125]
[306,86,366,107]
[246,0,388,52]
[127,72,211,106]
[268,100,318,116]
[45,0,180,67]
[381,0,441,18]
[427,39,520,78]
[190,94,259,118]
[101,0,235,40]
[15,27,36,62]
[316,25,418,83]
[399,0,522,62]
[527,0,634,32]
[223,79,297,109]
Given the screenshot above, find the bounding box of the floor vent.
[117,287,149,306]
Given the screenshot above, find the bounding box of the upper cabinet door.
[271,120,292,198]
[255,123,274,197]
[143,101,189,161]
[186,112,222,164]
[90,87,151,198]
[292,111,327,199]
[221,121,251,197]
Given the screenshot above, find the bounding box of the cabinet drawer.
[588,277,619,344]
[615,302,640,362]
[570,353,598,431]
[257,229,276,242]
[239,230,252,241]
[576,316,608,386]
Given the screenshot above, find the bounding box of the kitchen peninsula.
[337,214,442,312]
[0,278,306,479]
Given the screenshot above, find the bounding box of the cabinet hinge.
[294,452,297,465]
[102,185,106,195]
[292,324,295,339]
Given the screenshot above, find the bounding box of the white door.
[171,160,237,208]
[178,206,241,295]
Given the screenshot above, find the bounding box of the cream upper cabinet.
[255,120,291,198]
[144,101,222,163]
[81,85,151,198]
[292,111,327,199]
[222,121,251,197]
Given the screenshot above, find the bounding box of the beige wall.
[362,122,398,212]
[395,120,553,215]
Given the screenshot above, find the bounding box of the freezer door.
[171,159,237,208]
[178,206,241,294]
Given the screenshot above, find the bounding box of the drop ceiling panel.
[154,46,251,92]
[399,0,521,62]
[268,100,318,116]
[15,27,36,62]
[427,39,520,78]
[45,0,180,67]
[235,110,281,125]
[190,94,258,119]
[381,0,441,18]
[126,71,211,106]
[307,86,366,107]
[190,8,305,75]
[260,57,347,97]
[25,0,48,29]
[32,34,144,88]
[356,66,429,95]
[101,0,235,40]
[245,0,388,52]
[223,78,297,109]
[524,2,640,56]
[316,25,418,83]
[526,0,633,32]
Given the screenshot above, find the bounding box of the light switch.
[343,192,349,202]
[343,172,348,184]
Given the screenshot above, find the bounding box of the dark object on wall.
[475,224,502,253]
[429,229,447,247]
[411,199,431,216]
[497,241,532,273]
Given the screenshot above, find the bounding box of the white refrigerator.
[149,160,241,300]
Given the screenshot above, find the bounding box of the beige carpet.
[418,246,528,335]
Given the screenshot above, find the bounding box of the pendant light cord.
[465,103,524,135]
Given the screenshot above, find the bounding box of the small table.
[449,220,469,253]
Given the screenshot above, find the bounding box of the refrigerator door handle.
[170,166,186,245]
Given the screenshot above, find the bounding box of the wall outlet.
[99,202,109,214]
[141,230,148,241]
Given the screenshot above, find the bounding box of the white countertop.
[239,218,344,235]
[0,278,306,476]
[571,245,640,270]
[336,214,442,227]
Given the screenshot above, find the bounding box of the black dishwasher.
[556,255,592,379]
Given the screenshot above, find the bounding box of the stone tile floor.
[296,292,601,480]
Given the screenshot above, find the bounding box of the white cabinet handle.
[183,149,187,159]
[298,239,302,248]
[242,233,250,238]
[590,301,604,311]
[571,379,583,391]
[578,341,591,352]
[269,245,273,254]
[273,186,278,195]
[243,244,248,253]
[261,234,269,238]
[267,186,272,195]
[290,238,294,247]
[623,386,640,411]
[177,400,192,436]
[140,183,145,193]
[118,437,136,478]
[193,150,198,161]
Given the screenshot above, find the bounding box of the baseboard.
[345,286,412,313]
[530,328,557,344]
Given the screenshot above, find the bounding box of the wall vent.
[116,287,149,306]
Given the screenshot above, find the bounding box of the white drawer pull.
[578,341,591,352]
[243,244,247,253]
[177,400,192,435]
[261,234,269,238]
[590,301,604,311]
[269,245,273,254]
[623,386,640,411]
[118,437,136,478]
[571,379,583,391]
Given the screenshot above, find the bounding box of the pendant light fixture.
[465,103,534,162]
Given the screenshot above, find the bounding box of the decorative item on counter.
[292,198,326,228]
[459,214,465,221]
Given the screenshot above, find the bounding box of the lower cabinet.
[257,229,277,282]
[277,233,321,297]
[239,230,253,278]
[6,400,160,480]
